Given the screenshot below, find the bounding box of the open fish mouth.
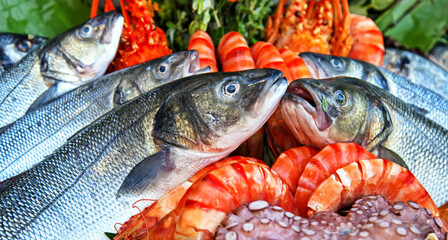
[101,11,124,44]
[184,51,210,76]
[284,81,332,131]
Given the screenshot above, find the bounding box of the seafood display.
[0,0,447,239]
[0,33,47,73]
[281,77,448,205]
[0,69,287,239]
[0,11,123,128]
[0,51,205,180]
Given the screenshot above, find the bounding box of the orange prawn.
[348,14,385,66]
[307,159,441,222]
[188,30,218,72]
[251,41,292,83]
[294,143,376,216]
[271,146,319,193]
[115,157,296,239]
[217,31,255,72]
[279,48,311,80]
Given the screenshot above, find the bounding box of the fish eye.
[222,81,240,97]
[331,58,343,69]
[157,63,169,75]
[79,24,93,37]
[15,39,32,52]
[334,90,347,106]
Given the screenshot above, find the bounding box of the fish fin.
[0,178,12,193]
[26,85,58,113]
[408,104,429,116]
[378,146,409,169]
[0,122,12,134]
[116,148,174,198]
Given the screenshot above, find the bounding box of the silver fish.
[429,45,448,72]
[0,33,48,73]
[300,52,448,130]
[281,77,448,206]
[382,48,448,99]
[0,69,287,239]
[0,51,206,180]
[0,11,123,128]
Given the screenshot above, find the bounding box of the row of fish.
[0,12,288,239]
[1,11,448,239]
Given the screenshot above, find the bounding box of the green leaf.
[349,4,369,16]
[166,21,177,29]
[322,95,329,113]
[382,0,448,52]
[375,0,418,31]
[371,0,394,10]
[0,0,91,38]
[104,232,117,240]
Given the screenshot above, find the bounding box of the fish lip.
[183,50,209,76]
[300,53,327,79]
[101,11,124,44]
[252,72,287,117]
[285,81,332,131]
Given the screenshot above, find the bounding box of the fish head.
[299,52,356,78]
[281,77,391,149]
[300,52,390,90]
[137,50,205,91]
[113,50,208,105]
[153,69,287,155]
[40,11,123,83]
[0,33,47,69]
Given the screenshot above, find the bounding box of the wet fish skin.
[300,52,448,130]
[0,69,287,239]
[429,45,448,71]
[0,51,203,181]
[281,77,448,206]
[382,48,448,99]
[0,11,123,128]
[0,33,48,73]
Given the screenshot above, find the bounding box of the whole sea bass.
[0,11,123,128]
[0,33,47,73]
[281,77,448,206]
[382,48,448,99]
[0,69,287,239]
[300,52,448,130]
[0,51,205,180]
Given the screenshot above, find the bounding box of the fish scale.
[1,83,171,239]
[0,69,287,239]
[379,89,448,206]
[0,51,199,180]
[0,49,45,126]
